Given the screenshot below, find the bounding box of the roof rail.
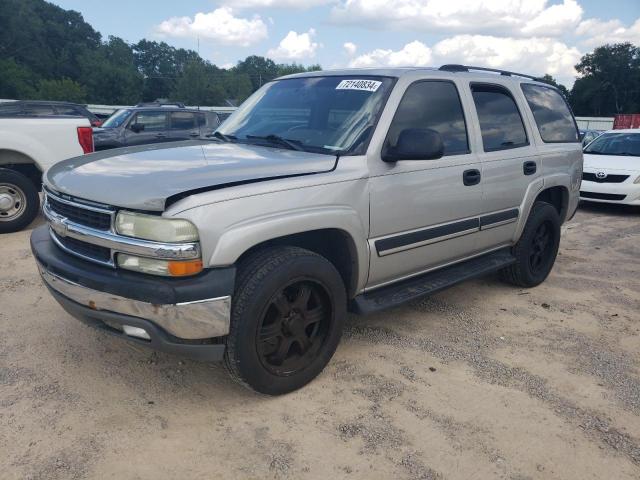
[135,101,185,108]
[439,64,540,81]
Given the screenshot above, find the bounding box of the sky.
[50,0,640,86]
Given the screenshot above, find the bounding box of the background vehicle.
[33,66,581,395]
[0,117,93,232]
[93,105,220,150]
[581,129,640,205]
[579,129,602,146]
[613,114,640,130]
[0,100,103,127]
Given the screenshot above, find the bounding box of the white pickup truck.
[0,117,93,233]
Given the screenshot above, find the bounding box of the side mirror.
[383,128,444,162]
[130,123,145,133]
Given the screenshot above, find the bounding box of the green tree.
[172,61,225,106]
[78,39,143,104]
[235,55,279,90]
[133,40,201,102]
[570,43,640,115]
[0,58,37,98]
[36,78,86,102]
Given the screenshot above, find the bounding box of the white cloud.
[223,0,335,9]
[349,36,581,85]
[267,29,320,60]
[343,42,357,56]
[331,0,583,38]
[522,0,583,36]
[155,7,268,47]
[349,40,432,67]
[576,18,640,48]
[433,35,581,85]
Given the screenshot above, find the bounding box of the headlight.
[117,254,203,277]
[116,211,198,242]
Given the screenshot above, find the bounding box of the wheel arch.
[534,185,569,222]
[234,228,361,299]
[0,149,43,190]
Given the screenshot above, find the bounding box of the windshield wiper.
[207,131,237,142]
[245,134,305,151]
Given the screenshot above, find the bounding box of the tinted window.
[472,85,528,151]
[102,109,131,128]
[386,81,469,156]
[521,84,578,143]
[132,112,167,131]
[0,103,23,115]
[55,105,80,116]
[23,104,56,115]
[170,112,197,130]
[584,132,640,156]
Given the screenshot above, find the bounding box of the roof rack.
[135,101,185,108]
[439,64,540,81]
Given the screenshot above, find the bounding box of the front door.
[367,79,484,289]
[124,111,169,146]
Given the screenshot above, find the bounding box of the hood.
[583,153,640,173]
[45,140,337,211]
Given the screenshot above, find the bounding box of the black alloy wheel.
[257,280,332,376]
[224,246,346,395]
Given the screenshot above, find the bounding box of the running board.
[351,248,516,315]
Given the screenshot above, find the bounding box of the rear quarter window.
[521,84,579,143]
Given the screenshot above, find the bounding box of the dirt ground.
[1,202,639,480]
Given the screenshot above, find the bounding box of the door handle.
[189,132,200,137]
[523,161,537,175]
[155,133,166,138]
[463,169,481,186]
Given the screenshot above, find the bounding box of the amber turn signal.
[167,259,203,277]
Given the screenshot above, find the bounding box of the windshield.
[101,109,131,128]
[584,132,640,156]
[216,76,395,155]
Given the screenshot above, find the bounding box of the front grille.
[54,232,112,263]
[47,196,112,230]
[582,172,629,183]
[580,191,627,201]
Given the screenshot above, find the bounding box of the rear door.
[124,111,169,145]
[367,79,484,288]
[468,83,540,250]
[168,111,200,142]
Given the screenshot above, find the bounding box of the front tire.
[0,168,40,234]
[500,201,561,288]
[224,246,346,395]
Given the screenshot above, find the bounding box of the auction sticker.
[336,79,382,92]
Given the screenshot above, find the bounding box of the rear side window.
[23,104,56,116]
[386,80,469,156]
[132,111,167,131]
[471,85,528,151]
[55,105,80,116]
[0,103,23,115]
[170,112,197,130]
[521,84,579,143]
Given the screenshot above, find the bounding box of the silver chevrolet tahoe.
[31,65,582,395]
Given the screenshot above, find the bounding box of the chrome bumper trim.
[39,266,231,339]
[43,201,200,264]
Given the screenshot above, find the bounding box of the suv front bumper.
[31,225,235,361]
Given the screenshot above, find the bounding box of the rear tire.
[0,168,40,234]
[499,201,561,288]
[224,246,346,395]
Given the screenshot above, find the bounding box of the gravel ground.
[1,202,639,479]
